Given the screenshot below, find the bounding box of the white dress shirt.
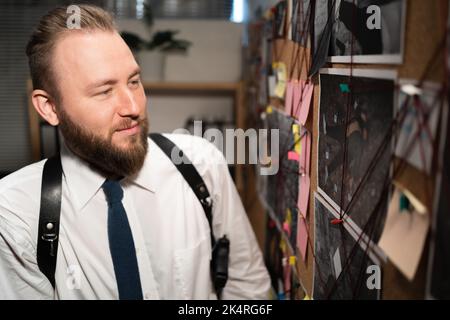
[0,134,271,300]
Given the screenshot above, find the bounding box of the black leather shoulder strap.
[149,133,216,248]
[37,154,63,288]
[149,134,229,298]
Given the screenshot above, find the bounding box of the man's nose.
[117,87,140,117]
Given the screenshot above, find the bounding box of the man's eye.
[99,88,112,96]
[130,79,141,86]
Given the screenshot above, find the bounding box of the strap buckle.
[212,235,229,294]
[41,233,58,257]
[200,197,212,208]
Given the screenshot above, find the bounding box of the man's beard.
[58,108,149,178]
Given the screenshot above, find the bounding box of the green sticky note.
[340,83,350,93]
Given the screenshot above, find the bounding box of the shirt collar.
[60,137,158,211]
[125,138,158,193]
[60,142,106,211]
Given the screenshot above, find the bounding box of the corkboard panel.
[273,39,311,80]
[398,0,447,82]
[294,76,320,297]
[254,0,448,299]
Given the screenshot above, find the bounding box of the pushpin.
[278,292,286,300]
[339,83,350,93]
[399,193,410,212]
[277,279,285,300]
[260,112,267,120]
[268,219,276,229]
[331,218,344,225]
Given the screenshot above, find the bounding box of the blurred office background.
[0,0,272,176]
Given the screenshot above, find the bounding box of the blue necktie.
[102,180,143,300]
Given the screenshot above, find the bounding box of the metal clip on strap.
[37,155,63,288]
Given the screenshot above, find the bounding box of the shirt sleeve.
[208,145,272,300]
[0,206,54,299]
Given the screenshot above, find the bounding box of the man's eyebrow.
[128,67,141,79]
[86,79,117,91]
[86,68,141,91]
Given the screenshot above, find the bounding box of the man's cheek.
[138,92,147,113]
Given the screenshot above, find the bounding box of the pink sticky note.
[300,130,312,175]
[292,81,302,116]
[284,80,294,116]
[297,216,308,262]
[298,130,311,218]
[283,222,291,236]
[287,151,300,162]
[298,83,314,125]
[298,175,311,218]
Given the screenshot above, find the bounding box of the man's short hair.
[26,4,116,101]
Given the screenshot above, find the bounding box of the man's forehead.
[53,30,137,83]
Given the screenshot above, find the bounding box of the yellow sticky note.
[286,209,292,225]
[279,238,286,253]
[292,124,301,154]
[266,105,273,114]
[289,256,296,266]
[273,62,287,99]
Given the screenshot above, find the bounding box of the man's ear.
[31,89,60,126]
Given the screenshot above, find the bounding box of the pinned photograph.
[310,0,334,76]
[313,194,381,300]
[317,68,396,242]
[290,0,312,46]
[329,0,406,64]
[395,80,443,175]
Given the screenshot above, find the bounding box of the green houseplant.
[120,2,192,80]
[121,30,192,53]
